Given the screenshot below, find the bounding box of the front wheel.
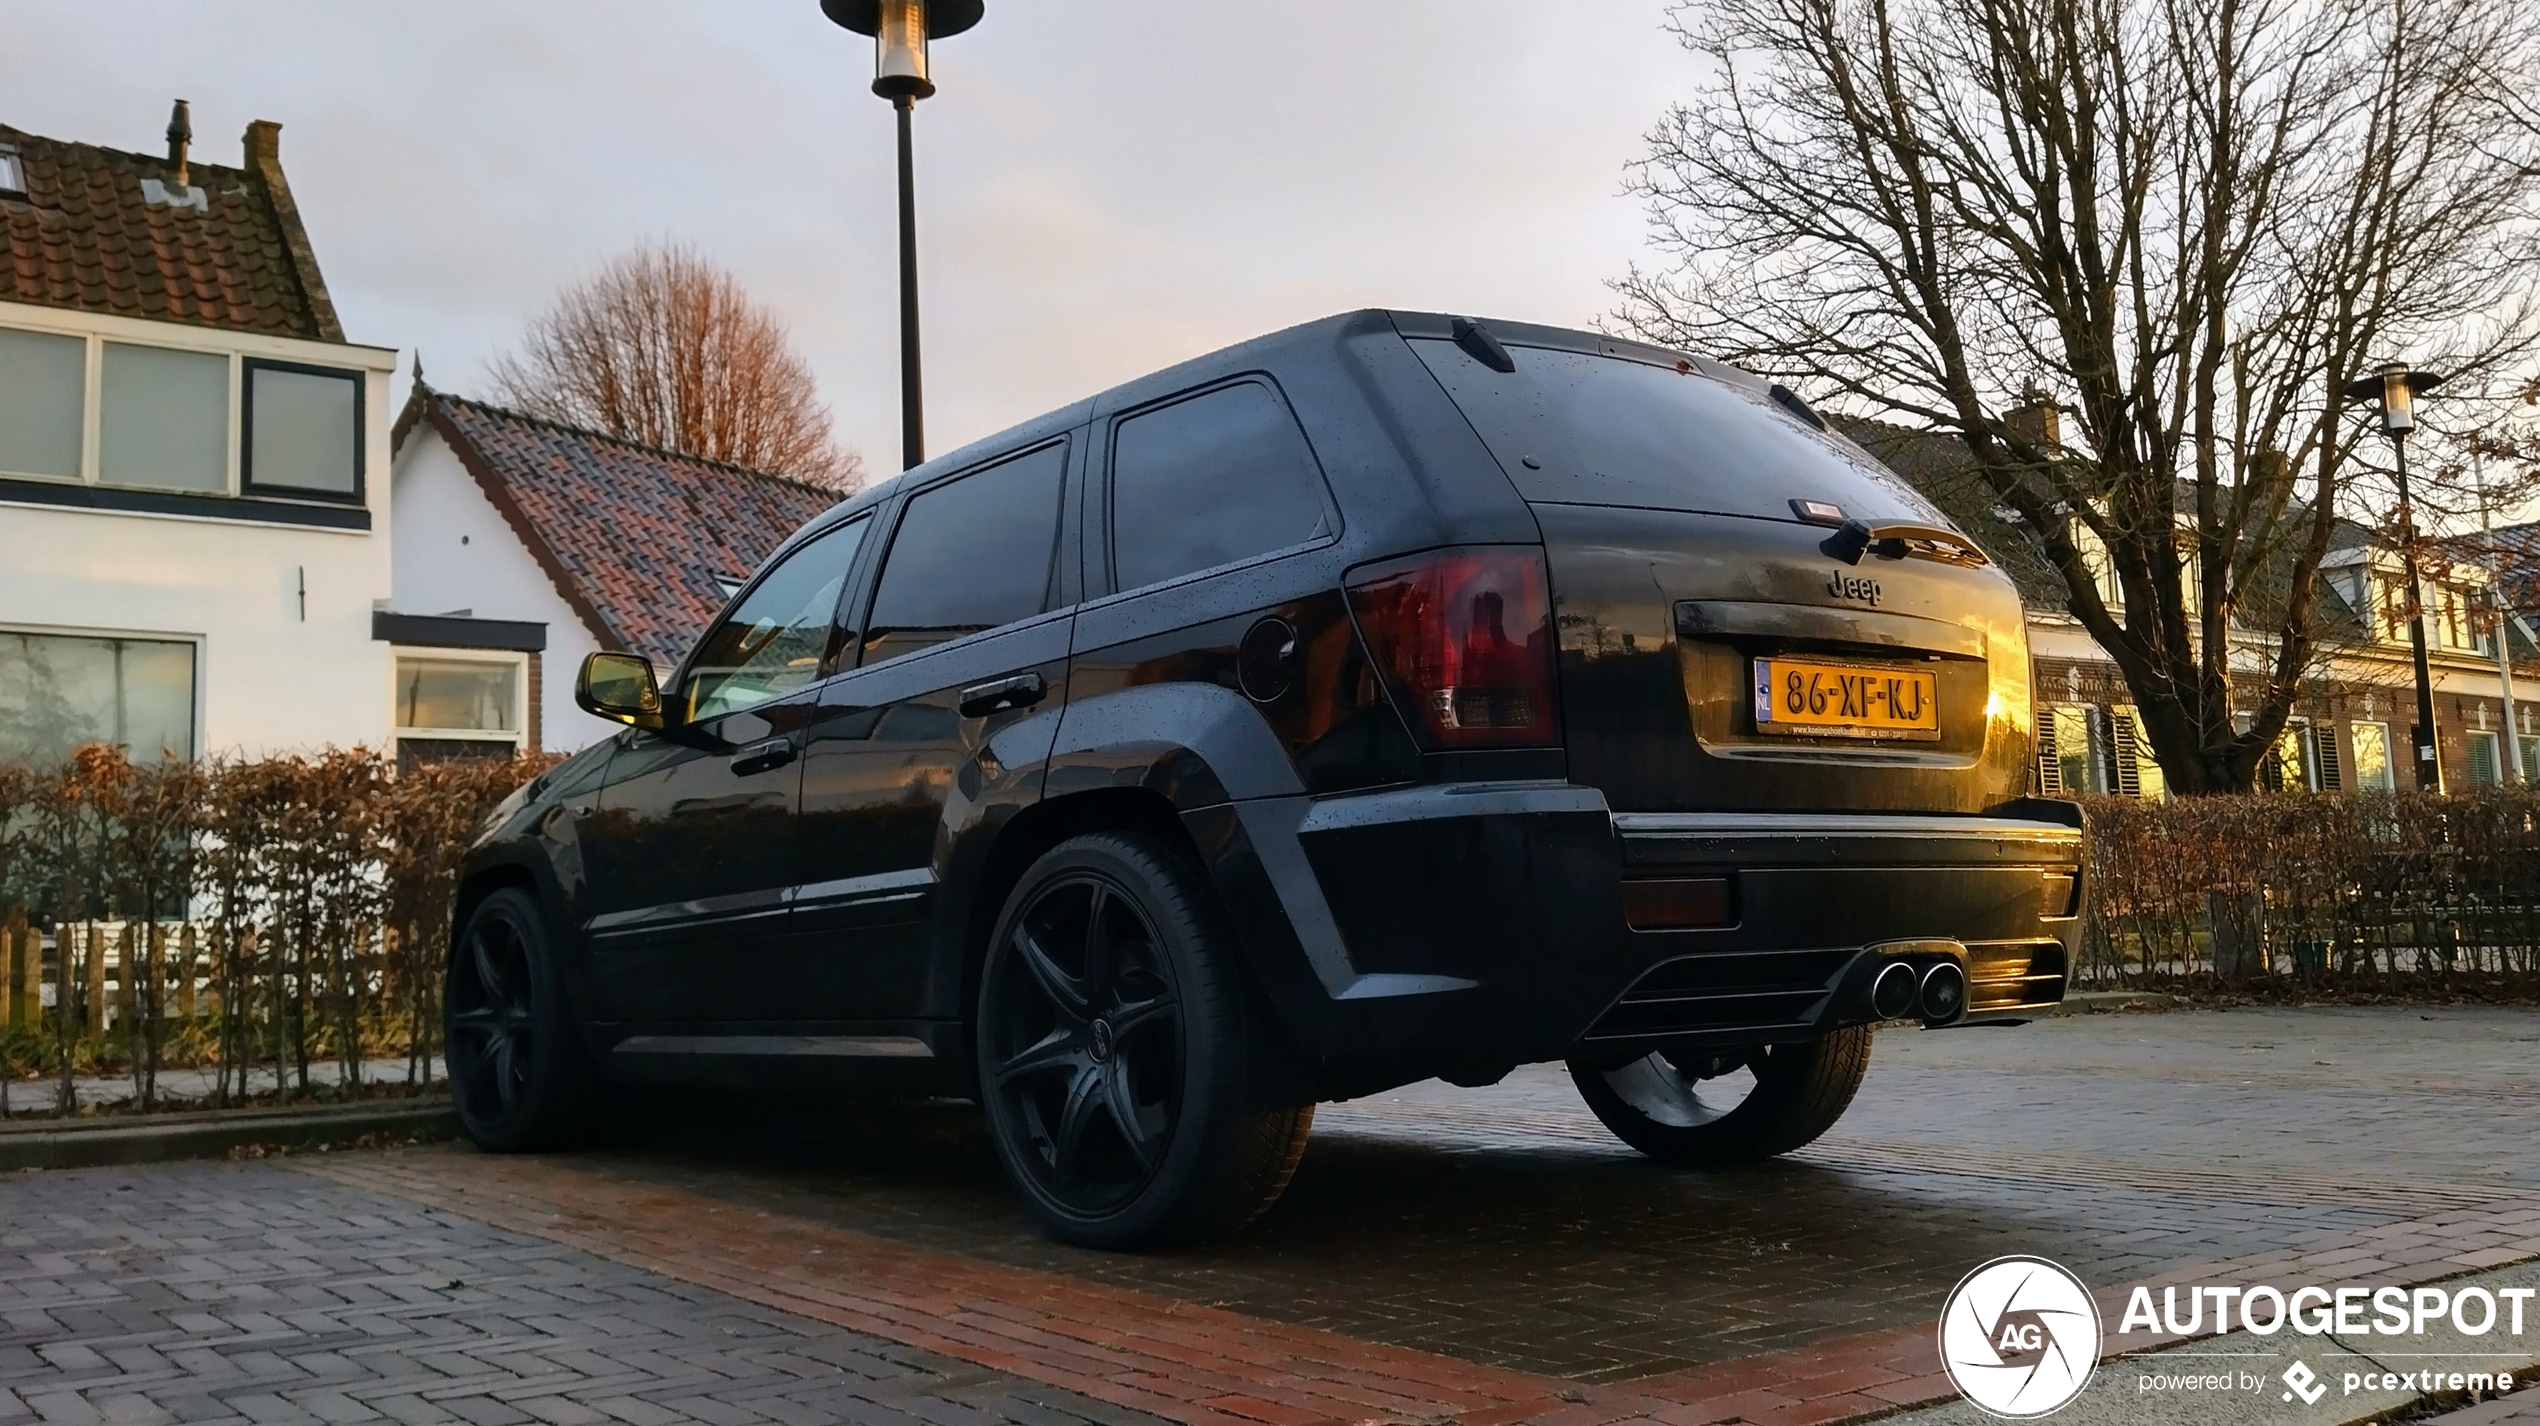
[445,887,600,1152]
[1567,1026,1871,1168]
[976,833,1311,1249]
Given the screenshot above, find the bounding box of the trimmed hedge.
[0,745,554,1113]
[2078,789,2540,986]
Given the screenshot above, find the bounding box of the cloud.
[4,0,1686,466]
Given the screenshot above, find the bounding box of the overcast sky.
[4,1,1693,473]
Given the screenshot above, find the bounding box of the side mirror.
[576,651,664,728]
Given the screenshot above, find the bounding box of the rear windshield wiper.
[1822,519,1990,569]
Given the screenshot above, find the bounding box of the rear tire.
[1568,1026,1871,1168]
[444,887,602,1152]
[976,832,1311,1249]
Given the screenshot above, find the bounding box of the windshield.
[1410,341,1946,526]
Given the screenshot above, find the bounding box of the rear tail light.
[1345,546,1560,748]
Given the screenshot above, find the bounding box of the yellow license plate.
[1752,657,1940,740]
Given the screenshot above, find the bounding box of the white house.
[0,104,399,764]
[386,384,838,754]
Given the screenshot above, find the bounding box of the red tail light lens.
[1345,546,1561,748]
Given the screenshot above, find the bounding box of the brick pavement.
[303,1142,2540,1426]
[12,1007,2540,1426]
[0,1159,1166,1426]
[456,1010,2540,1385]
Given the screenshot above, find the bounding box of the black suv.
[448,311,2083,1247]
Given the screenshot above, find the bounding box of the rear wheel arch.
[958,789,1203,1039]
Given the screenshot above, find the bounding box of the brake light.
[1345,546,1561,747]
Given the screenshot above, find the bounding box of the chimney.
[243,118,282,168]
[165,99,191,189]
[2009,381,2063,450]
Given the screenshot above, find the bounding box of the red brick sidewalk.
[303,1148,2540,1426]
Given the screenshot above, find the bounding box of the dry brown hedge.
[0,745,555,1114]
[2077,788,2540,989]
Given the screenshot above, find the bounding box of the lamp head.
[821,0,986,101]
[2339,362,2448,437]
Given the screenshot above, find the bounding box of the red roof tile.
[0,117,340,341]
[405,388,841,668]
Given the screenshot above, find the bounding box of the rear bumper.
[1193,784,2084,1099]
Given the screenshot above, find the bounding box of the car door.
[792,438,1077,1022]
[580,513,874,1025]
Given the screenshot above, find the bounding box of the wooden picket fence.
[0,745,554,1115]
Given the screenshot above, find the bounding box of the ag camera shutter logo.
[1940,1256,2104,1417]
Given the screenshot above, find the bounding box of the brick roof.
[0,116,341,341]
[399,387,841,668]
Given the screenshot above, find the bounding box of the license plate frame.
[1751,656,1941,741]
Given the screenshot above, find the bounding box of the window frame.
[848,438,1076,670]
[0,313,385,526]
[2465,728,2502,787]
[0,146,22,195]
[388,648,528,746]
[1090,375,1341,603]
[666,510,879,722]
[241,356,367,503]
[0,622,203,765]
[2349,720,2395,791]
[0,323,89,482]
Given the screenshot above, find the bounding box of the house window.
[2072,521,2122,610]
[0,326,86,480]
[0,149,22,194]
[0,630,196,767]
[2466,730,2502,787]
[2262,722,2314,793]
[244,360,362,497]
[2041,704,2097,795]
[0,323,371,510]
[394,657,521,740]
[2371,574,2410,642]
[2350,721,2393,791]
[99,341,228,493]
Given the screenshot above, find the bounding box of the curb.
[0,1098,457,1172]
[2037,990,2179,1016]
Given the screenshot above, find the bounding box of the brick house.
[1848,418,2535,795]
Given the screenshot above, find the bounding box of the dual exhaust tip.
[1870,958,1966,1025]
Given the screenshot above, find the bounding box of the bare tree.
[494,243,863,491]
[1617,0,2540,793]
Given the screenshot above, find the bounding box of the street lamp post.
[2478,452,2526,785]
[822,0,986,472]
[2344,361,2449,792]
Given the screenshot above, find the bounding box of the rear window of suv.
[1409,341,1944,526]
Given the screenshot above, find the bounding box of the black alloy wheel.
[977,833,1313,1249]
[1568,1026,1872,1168]
[444,888,595,1152]
[982,870,1184,1211]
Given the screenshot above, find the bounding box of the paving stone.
[0,1164,1161,1426]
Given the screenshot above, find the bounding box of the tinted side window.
[862,442,1066,666]
[1110,382,1332,593]
[683,516,870,722]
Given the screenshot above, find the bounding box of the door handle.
[958,672,1047,719]
[729,737,798,777]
